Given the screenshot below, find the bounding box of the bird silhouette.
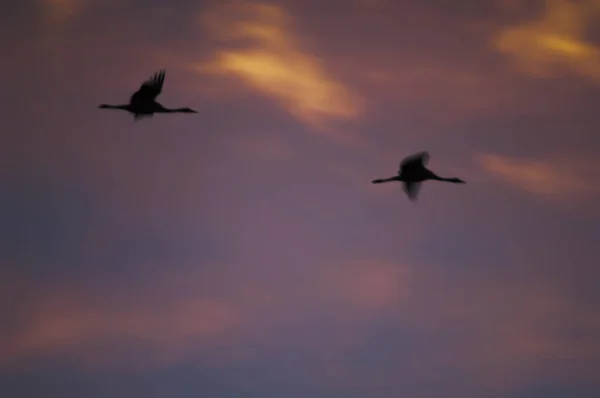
[372,151,465,201]
[98,70,197,120]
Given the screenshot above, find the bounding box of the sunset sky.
[2,0,600,397]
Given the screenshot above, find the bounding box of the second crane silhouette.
[99,70,197,120]
[372,151,465,201]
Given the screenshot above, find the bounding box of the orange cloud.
[0,272,241,368]
[196,2,364,129]
[0,258,410,368]
[477,152,600,200]
[494,0,600,82]
[1,295,239,368]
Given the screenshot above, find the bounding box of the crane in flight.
[372,151,465,201]
[99,70,197,120]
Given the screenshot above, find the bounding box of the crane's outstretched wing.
[130,70,165,104]
[403,181,422,201]
[399,151,429,175]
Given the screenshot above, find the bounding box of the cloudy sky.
[2,0,600,397]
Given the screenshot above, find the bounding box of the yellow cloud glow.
[494,0,600,81]
[198,2,364,127]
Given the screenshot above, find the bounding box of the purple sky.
[2,0,600,397]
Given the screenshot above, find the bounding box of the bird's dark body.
[398,169,436,183]
[129,102,168,120]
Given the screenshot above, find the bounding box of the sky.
[1,0,600,397]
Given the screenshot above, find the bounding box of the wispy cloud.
[196,1,364,129]
[494,0,600,82]
[0,278,240,368]
[0,290,239,369]
[0,258,409,369]
[477,152,600,200]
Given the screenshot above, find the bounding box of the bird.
[98,70,197,120]
[371,151,465,201]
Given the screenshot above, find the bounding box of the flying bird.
[98,70,197,120]
[372,151,465,201]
